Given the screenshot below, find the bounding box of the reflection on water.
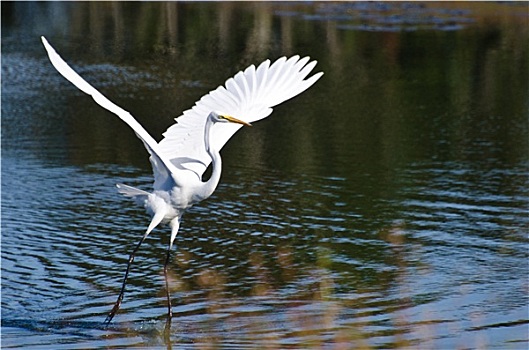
[2,2,528,349]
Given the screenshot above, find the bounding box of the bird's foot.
[104,300,122,326]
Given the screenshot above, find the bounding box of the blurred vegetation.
[2,1,527,176]
[2,2,528,348]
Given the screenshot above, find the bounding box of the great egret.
[41,36,323,324]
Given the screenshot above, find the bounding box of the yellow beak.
[223,115,252,127]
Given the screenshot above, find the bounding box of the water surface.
[2,2,528,349]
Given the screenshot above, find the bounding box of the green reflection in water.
[2,1,528,349]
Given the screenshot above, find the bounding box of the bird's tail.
[117,184,165,234]
[116,183,149,197]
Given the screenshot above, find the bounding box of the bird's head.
[209,111,252,127]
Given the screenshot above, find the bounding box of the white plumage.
[41,36,323,323]
[157,55,323,184]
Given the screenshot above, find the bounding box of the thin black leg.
[104,232,149,325]
[163,245,173,320]
[164,317,173,350]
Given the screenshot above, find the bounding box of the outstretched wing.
[41,36,182,189]
[158,56,323,178]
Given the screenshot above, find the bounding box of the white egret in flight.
[41,36,323,324]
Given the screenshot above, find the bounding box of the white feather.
[41,36,185,189]
[158,55,323,181]
[42,36,323,189]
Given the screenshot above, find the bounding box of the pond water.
[2,2,528,349]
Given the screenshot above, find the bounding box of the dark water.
[2,2,528,349]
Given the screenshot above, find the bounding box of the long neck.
[200,117,222,199]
